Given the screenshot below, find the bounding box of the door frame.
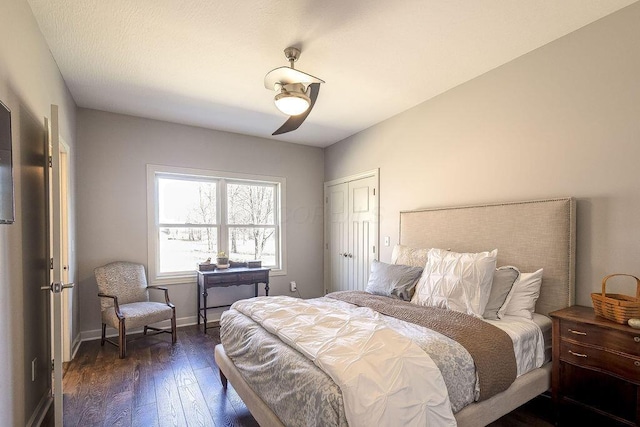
[323,169,379,294]
[57,137,74,362]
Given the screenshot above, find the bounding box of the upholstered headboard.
[399,198,576,316]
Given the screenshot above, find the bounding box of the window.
[147,165,286,283]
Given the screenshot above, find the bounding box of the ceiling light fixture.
[274,83,310,116]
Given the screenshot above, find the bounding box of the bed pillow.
[411,248,498,317]
[498,268,544,320]
[391,244,430,268]
[482,266,520,320]
[365,259,424,301]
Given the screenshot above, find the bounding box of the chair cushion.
[102,301,173,330]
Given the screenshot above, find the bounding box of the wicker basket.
[591,274,640,324]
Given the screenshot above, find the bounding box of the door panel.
[327,183,348,292]
[348,176,377,291]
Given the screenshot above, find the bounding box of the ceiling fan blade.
[264,67,325,90]
[272,83,320,136]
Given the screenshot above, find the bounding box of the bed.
[214,197,576,426]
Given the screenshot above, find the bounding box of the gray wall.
[76,109,324,337]
[0,0,77,424]
[325,3,640,307]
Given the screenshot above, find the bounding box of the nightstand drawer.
[560,319,640,356]
[560,340,640,384]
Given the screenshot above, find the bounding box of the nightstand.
[551,306,640,426]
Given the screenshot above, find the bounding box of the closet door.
[325,173,378,293]
[327,182,349,291]
[348,176,377,291]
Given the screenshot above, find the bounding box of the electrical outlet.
[290,281,297,292]
[384,236,390,246]
[31,358,37,381]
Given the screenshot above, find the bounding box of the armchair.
[95,261,177,358]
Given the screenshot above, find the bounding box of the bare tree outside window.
[158,178,217,273]
[228,183,276,261]
[185,183,216,252]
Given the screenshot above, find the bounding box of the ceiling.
[27,0,637,147]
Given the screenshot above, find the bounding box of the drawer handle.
[568,329,587,336]
[635,361,640,367]
[568,350,587,358]
[635,337,640,343]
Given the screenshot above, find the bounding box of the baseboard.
[26,390,52,427]
[79,314,209,342]
[71,333,82,359]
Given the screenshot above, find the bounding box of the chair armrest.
[147,286,174,307]
[97,293,123,319]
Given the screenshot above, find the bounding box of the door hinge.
[373,188,376,196]
[373,245,376,254]
[48,156,52,168]
[50,258,53,269]
[51,359,54,371]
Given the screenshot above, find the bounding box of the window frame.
[147,164,286,285]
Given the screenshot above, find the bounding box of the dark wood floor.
[54,324,554,426]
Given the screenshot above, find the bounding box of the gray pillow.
[483,266,520,320]
[365,260,423,301]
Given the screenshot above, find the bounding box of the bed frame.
[215,197,576,426]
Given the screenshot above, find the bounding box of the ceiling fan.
[264,47,325,135]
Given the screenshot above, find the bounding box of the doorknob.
[41,282,75,293]
[343,253,348,258]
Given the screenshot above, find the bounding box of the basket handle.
[602,274,640,298]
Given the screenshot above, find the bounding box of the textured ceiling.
[27,0,637,147]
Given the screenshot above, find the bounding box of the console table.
[196,267,270,333]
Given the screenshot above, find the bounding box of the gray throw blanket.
[327,291,517,400]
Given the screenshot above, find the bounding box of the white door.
[327,183,349,291]
[325,172,378,292]
[348,176,377,291]
[43,105,74,426]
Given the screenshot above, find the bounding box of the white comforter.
[232,296,457,427]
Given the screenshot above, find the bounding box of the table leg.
[203,289,208,334]
[265,281,269,297]
[197,283,201,325]
[254,282,258,297]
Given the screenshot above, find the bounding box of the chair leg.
[119,319,126,359]
[171,308,177,344]
[101,323,106,346]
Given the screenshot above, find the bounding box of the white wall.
[0,0,77,424]
[325,3,640,307]
[76,109,324,337]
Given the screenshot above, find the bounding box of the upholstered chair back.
[95,261,149,311]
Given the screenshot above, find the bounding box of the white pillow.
[411,248,498,318]
[391,244,430,268]
[498,268,544,320]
